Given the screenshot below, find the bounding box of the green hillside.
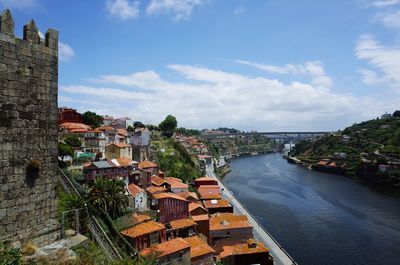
[290,116,400,187]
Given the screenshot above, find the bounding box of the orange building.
[203,199,233,214]
[140,237,191,265]
[121,220,166,251]
[183,236,216,265]
[218,239,274,265]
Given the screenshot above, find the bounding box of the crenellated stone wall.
[0,9,59,247]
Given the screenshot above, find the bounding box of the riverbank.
[206,166,297,265]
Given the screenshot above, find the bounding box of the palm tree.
[88,178,129,219]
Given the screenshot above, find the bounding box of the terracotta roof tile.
[191,214,209,222]
[121,220,165,238]
[139,161,158,169]
[210,213,252,231]
[127,183,144,197]
[146,186,167,194]
[183,236,215,259]
[195,176,217,182]
[107,142,131,148]
[203,199,232,209]
[218,240,269,259]
[60,122,92,131]
[197,187,221,200]
[96,126,114,131]
[151,175,167,186]
[153,192,188,202]
[117,128,128,136]
[169,218,197,230]
[165,178,188,190]
[189,202,207,213]
[177,192,198,201]
[111,157,133,167]
[133,213,152,224]
[140,238,190,258]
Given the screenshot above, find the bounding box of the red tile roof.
[191,214,209,222]
[107,142,131,148]
[60,122,91,132]
[146,186,167,194]
[151,175,167,186]
[140,238,190,258]
[153,192,188,202]
[218,240,270,259]
[177,191,198,201]
[165,177,188,190]
[189,202,207,213]
[111,157,133,167]
[127,183,144,197]
[121,220,165,238]
[169,218,197,230]
[203,199,232,209]
[138,161,158,169]
[210,213,252,231]
[183,236,215,259]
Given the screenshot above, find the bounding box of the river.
[222,153,400,265]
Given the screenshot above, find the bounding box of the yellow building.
[105,143,132,160]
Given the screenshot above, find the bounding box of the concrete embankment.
[206,167,297,265]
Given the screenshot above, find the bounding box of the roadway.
[206,166,297,265]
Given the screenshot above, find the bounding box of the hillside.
[290,117,400,187]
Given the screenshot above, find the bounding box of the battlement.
[0,9,58,51]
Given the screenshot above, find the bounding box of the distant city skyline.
[3,0,400,131]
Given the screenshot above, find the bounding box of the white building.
[127,183,148,211]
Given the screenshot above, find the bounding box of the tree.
[88,179,128,219]
[127,125,134,132]
[59,142,74,158]
[134,121,145,128]
[82,111,103,128]
[393,110,400,118]
[64,135,82,147]
[159,115,177,138]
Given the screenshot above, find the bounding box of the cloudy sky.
[3,0,400,131]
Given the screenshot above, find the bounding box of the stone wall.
[0,9,59,247]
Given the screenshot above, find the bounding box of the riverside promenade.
[206,166,297,265]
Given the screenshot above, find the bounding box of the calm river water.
[222,153,400,265]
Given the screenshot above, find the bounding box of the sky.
[2,0,400,131]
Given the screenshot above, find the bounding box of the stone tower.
[0,9,59,247]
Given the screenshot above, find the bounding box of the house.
[146,185,168,196]
[113,117,134,129]
[191,214,210,243]
[209,213,253,253]
[105,143,132,160]
[168,218,197,239]
[218,239,274,265]
[102,115,114,126]
[58,107,82,124]
[195,176,218,188]
[203,199,233,214]
[127,183,147,211]
[83,157,135,183]
[140,237,191,265]
[166,177,189,193]
[152,193,189,224]
[121,220,166,251]
[189,202,208,216]
[177,192,199,203]
[130,128,151,161]
[381,112,392,119]
[151,175,168,187]
[182,236,216,265]
[198,185,222,200]
[139,161,159,177]
[59,122,91,133]
[341,135,351,143]
[83,129,107,158]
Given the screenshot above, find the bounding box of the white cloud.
[106,0,140,20]
[358,68,385,85]
[0,0,36,9]
[146,0,208,20]
[234,6,245,16]
[355,34,400,89]
[377,10,400,27]
[236,60,333,89]
[371,0,400,8]
[60,64,389,131]
[59,42,75,62]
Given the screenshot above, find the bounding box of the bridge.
[199,131,332,143]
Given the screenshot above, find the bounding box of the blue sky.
[2,0,400,131]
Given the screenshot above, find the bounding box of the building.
[152,193,189,224]
[121,220,166,251]
[203,199,233,214]
[151,175,168,187]
[189,202,209,216]
[183,236,216,265]
[0,9,59,246]
[113,117,134,129]
[140,237,191,265]
[218,239,274,265]
[166,177,189,193]
[209,213,253,253]
[191,214,210,243]
[59,122,91,133]
[58,107,83,124]
[195,176,218,188]
[177,192,199,203]
[102,115,114,126]
[130,128,151,161]
[127,183,148,211]
[83,157,136,183]
[83,129,107,158]
[198,185,222,200]
[168,218,197,239]
[381,112,392,119]
[105,142,133,160]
